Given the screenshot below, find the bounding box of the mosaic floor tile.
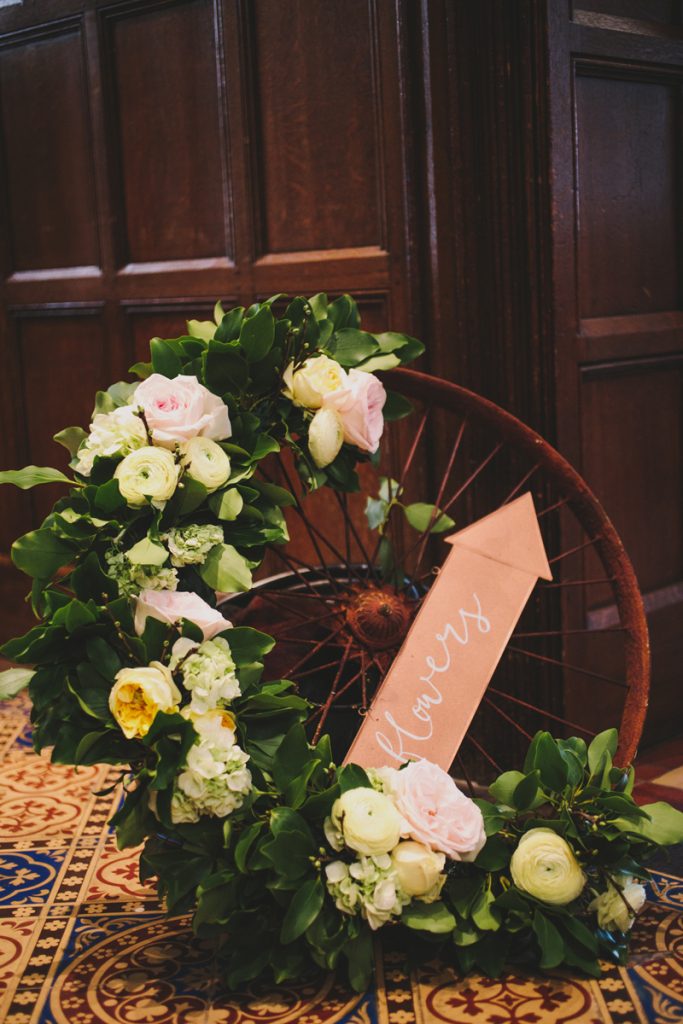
[1,695,683,1022]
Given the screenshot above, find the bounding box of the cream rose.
[389,760,486,861]
[180,436,231,491]
[330,787,403,857]
[282,355,347,409]
[134,589,232,640]
[114,446,180,508]
[391,841,446,900]
[133,373,231,448]
[308,407,345,468]
[589,875,646,931]
[322,368,386,453]
[510,828,586,905]
[109,663,181,739]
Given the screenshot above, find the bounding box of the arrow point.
[444,492,553,580]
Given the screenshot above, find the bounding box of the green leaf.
[204,345,249,393]
[126,538,168,566]
[280,877,324,944]
[403,502,455,534]
[527,732,568,791]
[374,331,425,363]
[365,496,388,531]
[54,427,88,457]
[248,479,296,507]
[474,835,510,871]
[150,337,182,377]
[339,764,372,792]
[0,667,34,699]
[0,466,73,489]
[533,910,565,968]
[12,529,74,578]
[588,728,619,776]
[187,319,216,341]
[383,391,413,421]
[471,889,501,931]
[615,802,683,845]
[356,352,401,372]
[198,544,252,592]
[129,361,153,379]
[215,307,245,343]
[209,488,244,521]
[403,901,456,933]
[326,328,378,366]
[234,822,263,873]
[327,294,360,331]
[239,305,275,362]
[514,770,541,811]
[489,770,526,807]
[223,626,275,664]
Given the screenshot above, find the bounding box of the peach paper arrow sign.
[344,491,552,770]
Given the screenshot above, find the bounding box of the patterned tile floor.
[1,693,683,1024]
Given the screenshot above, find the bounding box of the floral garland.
[1,293,682,993]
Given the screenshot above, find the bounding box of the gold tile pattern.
[0,695,682,1022]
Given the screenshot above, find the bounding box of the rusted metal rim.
[383,367,650,766]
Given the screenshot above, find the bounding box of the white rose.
[114,446,180,508]
[510,828,586,906]
[589,875,646,932]
[391,841,446,900]
[282,355,347,409]
[133,373,231,447]
[308,407,344,468]
[109,663,181,739]
[180,436,231,491]
[330,787,403,857]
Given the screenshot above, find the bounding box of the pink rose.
[133,374,231,448]
[390,760,486,862]
[322,369,386,453]
[134,589,232,640]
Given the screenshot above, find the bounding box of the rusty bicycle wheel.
[221,368,649,783]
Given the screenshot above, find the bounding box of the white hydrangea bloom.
[324,854,408,931]
[105,549,179,599]
[165,524,224,567]
[74,406,148,476]
[170,636,240,713]
[170,709,251,824]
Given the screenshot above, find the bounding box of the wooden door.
[0,0,421,637]
[546,0,683,744]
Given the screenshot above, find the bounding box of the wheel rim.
[220,368,650,779]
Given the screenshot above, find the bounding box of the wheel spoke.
[487,687,597,737]
[506,645,628,689]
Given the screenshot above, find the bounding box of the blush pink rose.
[390,760,486,862]
[322,369,386,454]
[133,374,231,448]
[134,589,232,640]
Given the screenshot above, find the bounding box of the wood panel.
[548,1,683,746]
[101,0,229,266]
[250,0,381,256]
[0,22,99,274]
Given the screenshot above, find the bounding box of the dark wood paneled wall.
[0,0,679,745]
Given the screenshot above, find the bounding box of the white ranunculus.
[308,407,344,468]
[109,663,181,739]
[75,405,148,476]
[282,355,347,409]
[510,828,586,906]
[391,841,446,900]
[180,436,231,492]
[589,875,646,932]
[330,787,403,857]
[114,446,180,508]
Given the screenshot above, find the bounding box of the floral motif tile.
[0,694,682,1022]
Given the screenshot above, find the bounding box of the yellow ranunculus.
[114,446,180,508]
[391,840,446,900]
[109,663,181,739]
[180,436,231,491]
[510,827,585,906]
[331,787,402,857]
[282,355,347,409]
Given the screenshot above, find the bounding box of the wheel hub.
[343,586,412,652]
